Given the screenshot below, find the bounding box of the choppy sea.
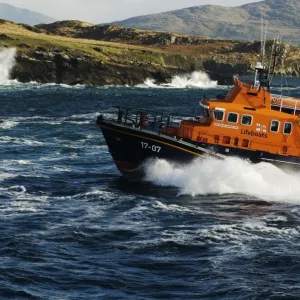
[1,74,300,299]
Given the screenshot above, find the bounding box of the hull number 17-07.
[141,142,161,153]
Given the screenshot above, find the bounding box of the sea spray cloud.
[143,71,218,89]
[144,156,300,203]
[0,48,16,85]
[167,72,218,88]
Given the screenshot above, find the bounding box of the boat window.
[204,108,210,118]
[227,112,238,124]
[201,106,210,118]
[270,120,280,133]
[213,110,224,121]
[283,122,293,135]
[241,115,253,126]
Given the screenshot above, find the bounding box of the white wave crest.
[0,120,18,129]
[142,71,218,89]
[8,185,27,193]
[0,136,44,146]
[0,48,16,85]
[144,156,300,203]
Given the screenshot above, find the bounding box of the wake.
[144,156,300,203]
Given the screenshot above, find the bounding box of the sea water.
[0,49,300,299]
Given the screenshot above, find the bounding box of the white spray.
[0,48,16,85]
[144,157,300,204]
[143,71,218,89]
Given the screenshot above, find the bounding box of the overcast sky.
[6,0,262,23]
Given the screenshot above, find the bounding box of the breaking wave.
[0,48,16,85]
[144,156,300,203]
[142,71,218,89]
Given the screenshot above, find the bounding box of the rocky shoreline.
[1,20,300,86]
[11,46,250,86]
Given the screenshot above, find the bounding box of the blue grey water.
[1,80,300,299]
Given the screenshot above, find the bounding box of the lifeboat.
[97,48,300,176]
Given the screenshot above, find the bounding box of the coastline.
[1,20,300,86]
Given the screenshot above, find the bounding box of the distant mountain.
[0,3,56,25]
[114,0,300,44]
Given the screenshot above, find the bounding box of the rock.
[0,34,10,40]
[93,47,103,52]
[32,51,47,59]
[53,48,63,53]
[36,46,47,52]
[62,54,70,61]
[18,43,31,48]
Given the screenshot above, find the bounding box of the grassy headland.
[1,19,300,85]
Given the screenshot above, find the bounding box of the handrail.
[271,94,300,115]
[111,106,203,134]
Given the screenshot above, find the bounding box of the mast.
[255,16,285,92]
[254,18,269,91]
[267,37,281,88]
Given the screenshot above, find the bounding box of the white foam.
[2,159,33,165]
[53,166,72,172]
[0,172,16,181]
[142,71,218,89]
[0,136,44,146]
[141,78,164,88]
[8,185,27,193]
[1,114,92,126]
[65,121,90,125]
[0,120,18,129]
[66,112,99,120]
[144,156,300,203]
[197,221,300,247]
[154,200,193,212]
[59,83,86,89]
[0,48,16,85]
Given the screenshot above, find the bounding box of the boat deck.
[102,106,208,136]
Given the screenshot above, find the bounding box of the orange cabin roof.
[219,77,272,109]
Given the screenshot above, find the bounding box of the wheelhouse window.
[241,115,253,126]
[200,103,210,119]
[203,107,210,118]
[270,120,280,133]
[227,112,238,124]
[213,109,224,121]
[283,122,293,135]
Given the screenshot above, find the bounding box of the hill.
[0,3,55,26]
[36,21,217,46]
[114,0,300,44]
[1,19,300,86]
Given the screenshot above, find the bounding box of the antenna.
[261,19,268,67]
[267,37,276,83]
[261,15,263,62]
[256,15,291,92]
[260,14,268,65]
[254,15,269,90]
[268,36,282,87]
